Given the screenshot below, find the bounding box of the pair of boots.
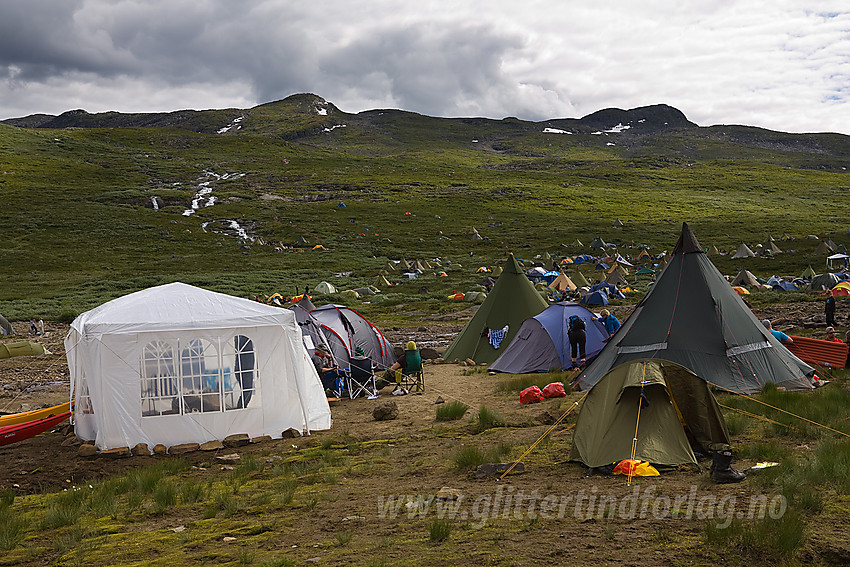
[710,450,746,483]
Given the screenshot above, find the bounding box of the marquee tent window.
[141,335,258,417]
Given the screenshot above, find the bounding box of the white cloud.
[0,1,847,133]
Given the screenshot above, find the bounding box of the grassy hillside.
[1,94,849,321]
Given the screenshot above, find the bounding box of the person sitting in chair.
[379,341,421,390]
[312,344,345,397]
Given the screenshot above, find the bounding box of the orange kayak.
[0,401,73,427]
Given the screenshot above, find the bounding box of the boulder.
[100,447,131,459]
[475,462,525,479]
[169,443,200,455]
[132,443,150,456]
[372,401,399,421]
[152,444,168,455]
[216,453,242,464]
[420,347,439,360]
[281,428,301,438]
[77,444,98,458]
[251,435,272,444]
[223,433,250,448]
[436,487,462,501]
[200,440,224,451]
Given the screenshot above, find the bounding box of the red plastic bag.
[541,382,566,398]
[519,385,544,404]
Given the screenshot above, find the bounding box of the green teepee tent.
[442,253,548,364]
[570,359,731,468]
[799,265,817,280]
[572,271,590,287]
[575,223,814,394]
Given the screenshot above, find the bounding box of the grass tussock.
[428,518,452,542]
[704,509,805,563]
[452,442,513,470]
[436,400,469,421]
[721,383,850,441]
[494,374,553,394]
[0,514,28,552]
[474,405,505,433]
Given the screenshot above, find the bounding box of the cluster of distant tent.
[729,266,850,293]
[443,224,816,394]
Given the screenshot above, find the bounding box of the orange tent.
[732,286,750,295]
[832,282,850,296]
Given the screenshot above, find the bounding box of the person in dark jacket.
[568,315,587,368]
[825,293,836,327]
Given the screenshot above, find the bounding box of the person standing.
[762,319,793,344]
[568,314,587,368]
[825,293,836,327]
[597,309,621,338]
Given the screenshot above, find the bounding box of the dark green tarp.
[443,253,548,364]
[576,223,814,394]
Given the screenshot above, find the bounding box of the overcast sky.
[2,1,849,133]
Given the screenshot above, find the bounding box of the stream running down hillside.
[180,170,252,240]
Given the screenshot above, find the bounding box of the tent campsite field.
[2,294,850,566]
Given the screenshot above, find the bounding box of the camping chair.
[394,349,425,394]
[346,356,378,399]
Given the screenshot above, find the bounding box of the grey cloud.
[315,22,528,117]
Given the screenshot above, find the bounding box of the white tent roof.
[827,253,850,269]
[72,282,286,335]
[67,283,331,451]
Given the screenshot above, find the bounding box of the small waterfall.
[150,196,160,210]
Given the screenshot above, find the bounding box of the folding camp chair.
[394,349,424,394]
[346,356,378,399]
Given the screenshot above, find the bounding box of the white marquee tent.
[66,282,331,451]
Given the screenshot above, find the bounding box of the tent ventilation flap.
[726,341,771,357]
[618,342,668,354]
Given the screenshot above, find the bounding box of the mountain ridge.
[5,93,847,162]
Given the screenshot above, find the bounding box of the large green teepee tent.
[442,253,548,364]
[575,223,814,394]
